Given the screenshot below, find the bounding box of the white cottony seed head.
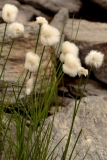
[78,67,88,77]
[62,64,78,77]
[26,88,31,95]
[40,23,60,46]
[64,53,81,68]
[24,52,40,72]
[36,16,48,26]
[85,50,104,68]
[8,22,24,38]
[59,53,65,63]
[62,53,81,77]
[25,78,34,95]
[82,138,92,148]
[2,4,18,23]
[61,41,79,56]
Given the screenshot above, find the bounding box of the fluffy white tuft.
[2,4,18,23]
[63,64,77,77]
[64,53,81,68]
[61,41,79,56]
[59,53,65,63]
[8,22,24,38]
[25,78,34,95]
[62,54,81,77]
[82,138,92,147]
[24,52,40,72]
[85,50,104,68]
[36,16,48,26]
[78,67,88,77]
[40,24,60,46]
[26,88,31,95]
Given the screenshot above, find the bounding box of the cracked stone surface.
[38,96,107,160]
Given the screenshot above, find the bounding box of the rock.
[17,0,82,15]
[49,96,73,115]
[66,78,107,97]
[48,106,65,115]
[1,114,29,159]
[50,8,68,31]
[65,19,107,49]
[50,8,69,57]
[39,96,107,160]
[16,4,43,23]
[78,0,107,22]
[79,43,107,84]
[0,0,50,24]
[90,0,107,10]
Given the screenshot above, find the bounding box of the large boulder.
[65,78,107,97]
[39,96,107,160]
[17,0,82,15]
[50,8,68,57]
[0,0,50,23]
[0,114,29,160]
[90,0,107,10]
[65,19,107,49]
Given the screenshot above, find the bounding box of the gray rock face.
[51,8,68,31]
[65,19,107,49]
[1,114,29,160]
[17,0,82,14]
[0,0,50,23]
[90,0,107,10]
[51,8,69,57]
[41,96,107,160]
[66,78,107,97]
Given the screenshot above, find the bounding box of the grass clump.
[0,4,104,160]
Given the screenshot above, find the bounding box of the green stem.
[33,46,45,93]
[56,22,66,55]
[61,68,92,160]
[76,67,92,113]
[0,39,15,79]
[82,147,90,160]
[0,23,7,59]
[68,129,82,160]
[1,84,8,107]
[70,14,74,42]
[74,18,81,44]
[29,72,32,79]
[16,70,29,105]
[74,75,83,114]
[35,25,41,53]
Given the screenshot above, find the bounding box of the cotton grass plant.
[0,4,104,160]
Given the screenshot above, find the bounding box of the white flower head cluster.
[25,78,34,95]
[59,53,65,63]
[62,53,81,77]
[78,67,88,77]
[40,24,60,46]
[62,41,79,56]
[60,41,81,77]
[60,41,79,63]
[2,4,18,23]
[36,16,48,26]
[24,52,40,72]
[85,50,104,68]
[82,138,92,148]
[8,22,24,38]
